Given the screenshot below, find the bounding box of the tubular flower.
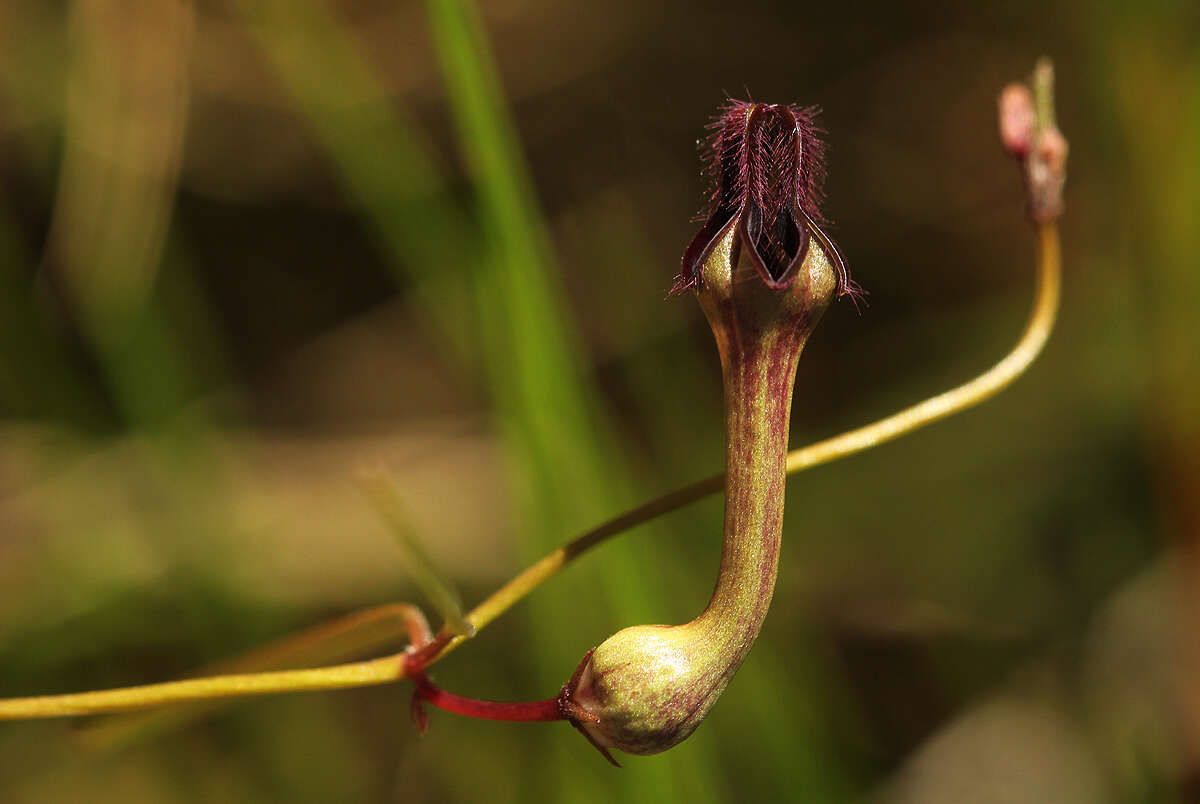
[558,99,860,763]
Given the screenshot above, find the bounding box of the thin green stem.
[0,656,407,719]
[74,604,428,750]
[0,606,430,722]
[0,223,1060,722]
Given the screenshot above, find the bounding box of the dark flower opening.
[676,99,863,305]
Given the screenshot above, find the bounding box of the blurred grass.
[236,0,484,367]
[1103,8,1200,791]
[0,198,92,424]
[0,0,1196,801]
[44,0,201,429]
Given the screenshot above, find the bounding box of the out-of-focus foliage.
[0,0,1196,801]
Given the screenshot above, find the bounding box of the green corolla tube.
[558,100,861,762]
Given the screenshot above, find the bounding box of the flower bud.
[998,84,1035,158]
[1000,59,1069,223]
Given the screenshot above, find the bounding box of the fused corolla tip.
[676,99,861,304]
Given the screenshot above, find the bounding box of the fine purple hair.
[676,98,862,305]
[701,99,828,227]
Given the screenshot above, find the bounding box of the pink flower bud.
[998,83,1035,158]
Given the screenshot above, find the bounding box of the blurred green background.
[1,0,1198,801]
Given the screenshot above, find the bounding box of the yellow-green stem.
[0,656,405,719]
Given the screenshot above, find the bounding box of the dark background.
[1,0,1197,801]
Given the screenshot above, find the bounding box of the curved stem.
[0,223,1059,722]
[785,223,1060,472]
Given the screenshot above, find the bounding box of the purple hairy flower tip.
[677,99,863,306]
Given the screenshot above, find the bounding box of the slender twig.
[0,606,431,721]
[74,604,427,750]
[0,656,407,719]
[0,219,1060,722]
